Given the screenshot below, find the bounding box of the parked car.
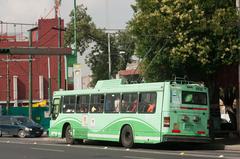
[0,116,44,138]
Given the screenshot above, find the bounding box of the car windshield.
[16,117,34,125]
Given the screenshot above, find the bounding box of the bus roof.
[54,79,167,96]
[53,79,207,96]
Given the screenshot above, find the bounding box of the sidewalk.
[214,137,240,151]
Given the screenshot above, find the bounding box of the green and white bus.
[49,79,210,148]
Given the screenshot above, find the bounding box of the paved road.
[0,137,240,159]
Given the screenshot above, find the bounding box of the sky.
[0,0,135,76]
[0,0,135,29]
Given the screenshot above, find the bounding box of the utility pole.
[28,30,33,120]
[236,0,240,135]
[74,0,77,56]
[58,17,62,90]
[108,33,111,79]
[6,55,10,114]
[48,56,52,109]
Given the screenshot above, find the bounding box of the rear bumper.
[163,135,211,143]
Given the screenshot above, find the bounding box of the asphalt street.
[0,137,240,159]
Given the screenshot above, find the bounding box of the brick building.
[0,18,65,106]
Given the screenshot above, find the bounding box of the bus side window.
[90,94,104,113]
[76,95,89,113]
[138,92,157,113]
[121,93,138,113]
[62,96,76,113]
[105,93,120,113]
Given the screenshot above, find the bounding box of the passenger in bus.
[147,103,156,113]
[130,99,138,112]
[121,100,128,112]
[105,99,111,112]
[80,107,85,113]
[91,106,96,112]
[114,97,120,112]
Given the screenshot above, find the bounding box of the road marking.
[31,147,64,152]
[1,140,240,159]
[123,156,154,159]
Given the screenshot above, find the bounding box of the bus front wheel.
[65,125,82,144]
[121,125,134,148]
[65,125,74,144]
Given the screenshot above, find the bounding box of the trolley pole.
[28,30,33,120]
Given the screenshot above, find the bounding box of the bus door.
[166,87,209,138]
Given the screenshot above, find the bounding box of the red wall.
[0,18,65,105]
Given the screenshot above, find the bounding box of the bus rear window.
[182,91,207,105]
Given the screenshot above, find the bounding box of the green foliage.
[85,30,135,85]
[64,5,135,86]
[64,5,96,54]
[129,0,240,82]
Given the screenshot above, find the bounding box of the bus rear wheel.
[121,125,134,148]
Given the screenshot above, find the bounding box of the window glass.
[0,117,11,125]
[121,93,138,113]
[182,91,207,105]
[90,94,104,113]
[105,93,120,113]
[171,89,181,105]
[138,92,157,113]
[76,95,89,113]
[52,98,61,119]
[62,95,76,113]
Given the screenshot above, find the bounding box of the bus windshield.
[182,91,207,105]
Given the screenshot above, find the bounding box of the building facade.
[0,18,65,106]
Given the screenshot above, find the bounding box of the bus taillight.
[172,129,181,133]
[197,131,205,134]
[163,117,170,127]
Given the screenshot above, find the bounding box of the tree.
[64,4,97,54]
[65,5,135,86]
[85,30,135,85]
[129,0,239,83]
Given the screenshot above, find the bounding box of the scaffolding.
[0,21,35,42]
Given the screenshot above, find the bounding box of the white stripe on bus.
[88,133,160,141]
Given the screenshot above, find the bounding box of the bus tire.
[121,125,134,148]
[65,125,75,144]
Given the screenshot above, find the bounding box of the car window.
[16,117,34,124]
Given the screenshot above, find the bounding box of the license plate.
[184,124,193,130]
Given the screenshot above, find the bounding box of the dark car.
[0,116,44,138]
